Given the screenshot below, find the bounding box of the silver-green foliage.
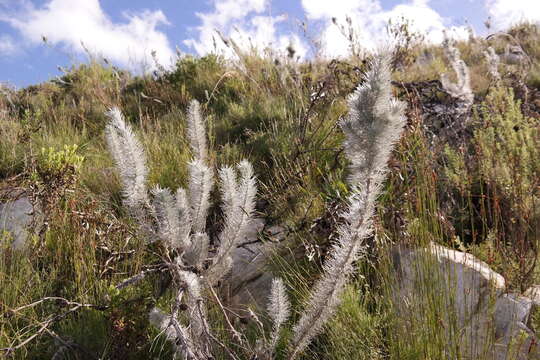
[440,37,474,109]
[105,107,149,210]
[287,53,406,358]
[484,46,501,83]
[107,52,406,359]
[106,100,257,359]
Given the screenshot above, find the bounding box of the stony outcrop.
[391,243,540,359]
[525,286,540,305]
[0,193,40,250]
[222,219,287,313]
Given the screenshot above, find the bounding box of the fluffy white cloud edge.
[2,0,540,71]
[184,0,308,59]
[1,0,175,70]
[184,0,476,60]
[486,0,540,30]
[302,0,471,58]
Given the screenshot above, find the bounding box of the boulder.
[525,286,540,306]
[223,219,286,313]
[226,241,274,312]
[490,294,539,360]
[391,243,505,325]
[494,294,532,339]
[391,243,540,359]
[0,194,40,249]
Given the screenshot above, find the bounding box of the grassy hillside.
[0,23,539,359]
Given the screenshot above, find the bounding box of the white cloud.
[1,0,175,70]
[184,0,307,59]
[384,3,469,43]
[0,34,17,56]
[485,0,540,30]
[302,0,381,20]
[301,0,469,57]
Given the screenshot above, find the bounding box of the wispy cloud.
[184,0,307,59]
[302,0,469,57]
[485,0,540,30]
[0,34,17,56]
[0,0,175,70]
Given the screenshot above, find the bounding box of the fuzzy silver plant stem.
[175,188,193,252]
[205,160,257,286]
[105,107,212,359]
[152,186,194,252]
[188,159,214,234]
[176,269,209,353]
[105,108,149,210]
[440,37,474,108]
[152,186,181,247]
[108,100,259,359]
[187,100,208,162]
[289,53,406,358]
[267,278,290,354]
[484,46,501,83]
[183,232,209,270]
[218,166,239,217]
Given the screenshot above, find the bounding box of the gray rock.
[239,218,265,246]
[0,195,38,249]
[392,243,505,327]
[492,322,540,360]
[490,295,540,360]
[266,225,287,242]
[494,294,532,339]
[391,243,540,359]
[525,286,540,306]
[223,220,286,313]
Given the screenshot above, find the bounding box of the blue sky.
[0,0,538,88]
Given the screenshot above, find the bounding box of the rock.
[392,243,505,326]
[223,220,285,313]
[239,218,265,246]
[494,294,532,339]
[492,320,540,360]
[525,286,540,306]
[524,285,540,328]
[226,241,273,312]
[490,294,540,360]
[460,312,497,359]
[0,195,39,249]
[391,243,540,359]
[266,225,287,242]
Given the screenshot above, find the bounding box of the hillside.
[0,23,539,359]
